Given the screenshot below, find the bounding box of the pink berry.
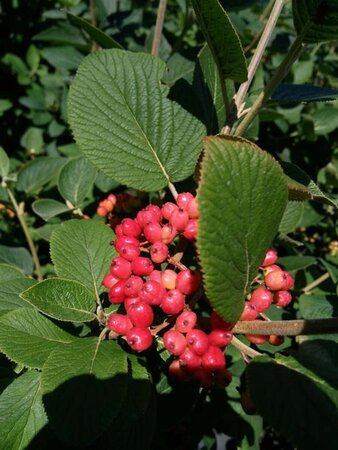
[144,222,162,244]
[210,311,233,331]
[269,335,284,346]
[186,329,209,356]
[179,348,201,370]
[265,270,289,291]
[176,192,194,209]
[102,274,119,289]
[145,204,162,222]
[149,269,162,284]
[97,205,108,217]
[150,241,169,264]
[120,218,141,238]
[161,202,178,220]
[131,257,154,276]
[240,302,258,321]
[114,236,139,253]
[246,334,269,345]
[139,280,166,306]
[176,270,200,295]
[201,346,225,371]
[261,248,278,267]
[262,264,282,276]
[208,330,233,348]
[118,244,140,261]
[183,219,198,240]
[124,296,140,311]
[175,310,197,333]
[161,289,185,315]
[169,208,189,231]
[107,314,133,335]
[250,287,273,313]
[124,276,143,298]
[126,327,153,351]
[115,224,124,237]
[163,329,187,356]
[168,360,190,382]
[161,224,177,244]
[186,198,198,219]
[274,290,292,308]
[160,269,177,290]
[283,271,294,289]
[108,280,126,304]
[127,301,154,328]
[110,257,132,279]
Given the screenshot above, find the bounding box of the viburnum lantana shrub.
[0,1,338,449]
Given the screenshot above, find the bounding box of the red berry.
[139,280,166,306]
[107,314,133,335]
[163,329,187,356]
[169,208,189,231]
[265,270,289,291]
[150,241,169,264]
[269,335,284,346]
[110,257,132,279]
[186,198,198,219]
[201,346,226,371]
[168,359,190,382]
[162,202,178,220]
[144,222,162,244]
[208,330,233,348]
[149,269,162,284]
[179,348,201,370]
[274,290,292,308]
[186,329,209,356]
[120,218,141,238]
[124,296,140,311]
[250,287,273,313]
[176,270,200,295]
[124,276,143,298]
[131,256,154,276]
[145,204,162,222]
[160,269,177,290]
[183,219,198,240]
[283,271,294,290]
[161,223,177,244]
[240,302,258,321]
[246,334,269,345]
[176,192,194,209]
[119,244,140,261]
[262,264,282,276]
[114,236,139,253]
[127,301,154,328]
[126,327,153,351]
[210,311,233,330]
[102,274,119,289]
[175,310,197,333]
[108,280,126,304]
[261,248,278,267]
[161,289,185,315]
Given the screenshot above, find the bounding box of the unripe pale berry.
[176,270,200,295]
[107,314,133,335]
[150,241,169,264]
[175,310,197,333]
[169,208,189,231]
[143,222,162,244]
[161,289,185,315]
[265,270,289,291]
[183,219,198,240]
[179,348,201,370]
[201,346,226,371]
[120,218,141,238]
[102,274,119,289]
[131,257,154,276]
[261,247,278,267]
[97,205,108,217]
[208,330,233,348]
[126,327,153,351]
[124,276,143,298]
[139,280,166,306]
[176,192,194,209]
[127,301,154,328]
[163,329,187,356]
[110,257,132,279]
[240,302,258,321]
[250,287,273,313]
[186,329,209,356]
[274,290,292,308]
[161,269,177,290]
[161,202,178,220]
[245,334,269,345]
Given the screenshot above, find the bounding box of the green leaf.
[0,147,10,178]
[272,84,338,103]
[293,0,338,43]
[0,99,13,117]
[41,338,128,446]
[248,354,338,450]
[67,12,123,49]
[41,46,84,71]
[277,255,317,271]
[282,161,338,208]
[68,49,205,191]
[0,263,24,281]
[58,157,97,206]
[21,279,96,322]
[279,201,305,233]
[0,370,47,450]
[299,293,338,319]
[20,127,44,154]
[16,157,67,194]
[0,308,75,368]
[312,107,338,135]
[33,24,88,49]
[0,245,33,275]
[50,219,116,297]
[196,136,288,322]
[191,0,247,82]
[32,199,70,221]
[0,278,36,316]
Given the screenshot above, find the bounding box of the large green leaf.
[248,354,338,450]
[41,338,128,446]
[0,278,36,316]
[0,370,47,450]
[50,219,116,297]
[0,245,33,275]
[0,308,75,368]
[299,293,338,320]
[58,157,97,206]
[0,147,9,178]
[196,136,288,322]
[68,49,205,191]
[16,157,66,194]
[293,0,338,43]
[277,255,317,271]
[21,278,96,322]
[191,0,247,82]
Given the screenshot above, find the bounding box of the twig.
[231,336,262,358]
[151,0,167,57]
[168,181,178,200]
[302,272,330,294]
[89,0,98,51]
[6,187,43,281]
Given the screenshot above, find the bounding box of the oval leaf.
[16,157,66,194]
[21,278,96,322]
[0,245,33,275]
[196,136,288,322]
[68,49,206,191]
[41,338,128,446]
[0,278,36,317]
[0,308,75,368]
[0,263,24,281]
[58,157,97,206]
[32,199,70,222]
[191,0,247,82]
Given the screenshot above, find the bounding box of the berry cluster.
[97,190,147,218]
[103,193,200,354]
[240,248,294,345]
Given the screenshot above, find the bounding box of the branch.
[302,272,330,294]
[89,0,98,51]
[231,336,262,358]
[151,0,167,57]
